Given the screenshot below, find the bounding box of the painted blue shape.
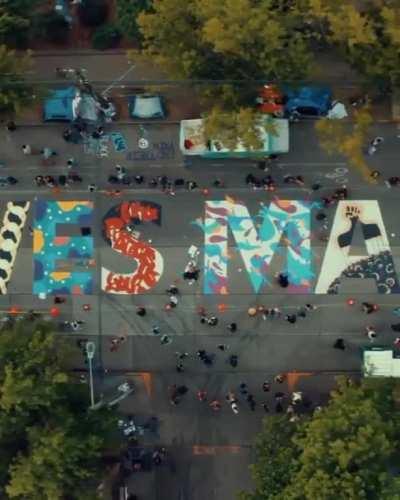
[33,201,94,296]
[110,132,128,153]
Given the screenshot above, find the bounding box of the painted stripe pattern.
[0,201,30,294]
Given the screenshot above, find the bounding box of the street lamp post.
[85,341,96,408]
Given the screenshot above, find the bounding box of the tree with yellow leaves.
[315,105,374,181]
[203,107,277,151]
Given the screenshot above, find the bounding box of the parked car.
[128,94,166,119]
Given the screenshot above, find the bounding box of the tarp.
[129,95,165,119]
[284,86,332,116]
[363,348,400,377]
[72,91,100,123]
[43,87,75,121]
[44,87,110,124]
[327,101,348,120]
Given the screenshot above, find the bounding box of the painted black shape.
[361,222,381,240]
[1,230,17,243]
[327,250,400,294]
[7,212,22,226]
[0,249,12,262]
[337,216,357,248]
[12,201,29,209]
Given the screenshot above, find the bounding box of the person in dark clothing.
[227,322,237,332]
[245,173,257,185]
[136,307,146,317]
[391,324,400,332]
[277,273,289,288]
[285,314,297,324]
[229,355,238,367]
[135,175,144,184]
[6,121,16,132]
[362,302,377,314]
[333,338,346,350]
[387,176,400,187]
[239,383,248,395]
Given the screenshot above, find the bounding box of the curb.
[13,120,180,127]
[31,49,129,57]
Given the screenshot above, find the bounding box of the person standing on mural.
[276,272,289,288]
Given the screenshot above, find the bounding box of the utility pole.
[85,341,96,408]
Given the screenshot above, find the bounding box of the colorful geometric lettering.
[33,201,94,296]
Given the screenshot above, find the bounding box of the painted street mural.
[0,202,30,294]
[201,199,313,294]
[0,198,399,295]
[33,201,94,296]
[101,201,164,294]
[316,201,400,294]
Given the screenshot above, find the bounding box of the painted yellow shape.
[33,230,44,254]
[50,271,71,281]
[56,201,81,212]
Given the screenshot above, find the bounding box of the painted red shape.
[102,201,163,294]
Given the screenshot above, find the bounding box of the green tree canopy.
[0,46,37,117]
[306,0,400,90]
[203,107,277,151]
[239,416,301,500]
[137,0,313,83]
[0,0,44,46]
[0,318,116,499]
[242,377,400,500]
[315,105,373,181]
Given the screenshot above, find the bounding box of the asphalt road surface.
[1,121,400,499]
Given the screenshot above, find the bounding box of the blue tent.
[284,86,332,117]
[43,87,75,122]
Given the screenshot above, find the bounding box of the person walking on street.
[262,381,271,392]
[217,343,229,351]
[227,322,237,332]
[230,401,239,414]
[247,394,256,411]
[333,338,346,350]
[207,316,218,326]
[197,390,207,402]
[362,302,378,314]
[160,334,172,345]
[229,354,238,367]
[366,325,377,342]
[6,121,16,132]
[136,306,146,316]
[274,373,286,384]
[209,399,221,411]
[292,391,303,405]
[285,314,297,324]
[239,383,248,395]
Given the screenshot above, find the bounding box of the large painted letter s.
[101,201,164,294]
